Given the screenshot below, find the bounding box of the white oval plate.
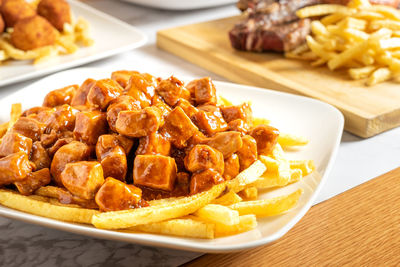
[119,0,236,10]
[0,0,147,87]
[0,68,343,253]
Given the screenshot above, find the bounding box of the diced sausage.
[170,147,186,172]
[50,141,91,186]
[60,161,104,200]
[186,77,217,105]
[22,106,51,118]
[201,131,243,158]
[155,76,185,106]
[190,169,224,195]
[249,125,280,155]
[133,155,177,191]
[192,106,228,136]
[175,98,198,118]
[111,70,139,88]
[176,172,190,195]
[95,177,143,211]
[28,107,54,124]
[227,119,250,135]
[223,154,240,180]
[42,85,78,107]
[47,137,73,157]
[116,106,162,138]
[161,107,198,148]
[184,145,224,174]
[12,117,46,142]
[87,79,123,110]
[98,146,127,182]
[70,78,95,106]
[96,134,134,159]
[73,110,108,145]
[106,95,141,132]
[14,168,51,195]
[186,131,207,151]
[0,152,33,186]
[136,132,171,156]
[236,135,258,171]
[126,72,157,100]
[44,104,78,133]
[0,132,32,157]
[221,103,252,124]
[30,141,51,170]
[151,95,172,120]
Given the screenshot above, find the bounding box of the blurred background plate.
[119,0,236,10]
[0,0,146,87]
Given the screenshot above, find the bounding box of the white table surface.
[0,1,399,266]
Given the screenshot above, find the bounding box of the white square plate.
[0,0,146,87]
[0,68,343,253]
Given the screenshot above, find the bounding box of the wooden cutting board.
[157,16,400,138]
[184,167,400,266]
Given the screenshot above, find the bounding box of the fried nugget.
[1,0,36,27]
[11,15,57,51]
[37,0,71,32]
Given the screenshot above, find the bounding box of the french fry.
[227,160,267,193]
[328,41,368,70]
[259,155,279,172]
[92,183,226,229]
[131,217,215,239]
[289,169,303,183]
[0,189,98,223]
[229,189,303,217]
[311,20,329,36]
[7,103,22,131]
[272,144,291,184]
[366,67,391,86]
[348,66,376,79]
[296,5,351,19]
[193,204,240,225]
[217,95,233,106]
[215,215,257,237]
[289,160,316,176]
[212,190,243,206]
[0,122,8,139]
[278,133,309,147]
[252,117,270,126]
[238,187,258,200]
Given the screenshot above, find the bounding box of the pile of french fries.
[0,100,314,239]
[287,0,400,86]
[0,16,93,65]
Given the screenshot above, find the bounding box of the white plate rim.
[0,0,147,87]
[0,68,344,253]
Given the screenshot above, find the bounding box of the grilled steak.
[229,18,311,52]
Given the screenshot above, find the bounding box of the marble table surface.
[0,1,399,266]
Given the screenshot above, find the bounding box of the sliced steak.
[229,18,311,52]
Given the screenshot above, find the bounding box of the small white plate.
[120,0,236,10]
[0,0,146,87]
[0,68,343,253]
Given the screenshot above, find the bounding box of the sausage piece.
[161,107,198,148]
[71,78,95,106]
[136,132,171,156]
[184,145,224,174]
[227,119,250,135]
[236,135,258,171]
[87,79,123,110]
[175,98,198,118]
[12,117,46,142]
[95,177,143,211]
[223,153,240,180]
[60,161,104,200]
[0,132,32,157]
[133,155,177,191]
[116,106,162,138]
[111,70,139,88]
[201,131,243,158]
[96,134,134,159]
[0,152,33,186]
[192,105,228,136]
[190,169,224,195]
[30,141,51,170]
[44,104,78,133]
[106,95,141,132]
[73,110,108,145]
[99,146,127,182]
[186,77,217,105]
[249,125,279,155]
[155,76,186,106]
[220,103,252,124]
[50,141,90,185]
[43,85,78,108]
[14,168,51,195]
